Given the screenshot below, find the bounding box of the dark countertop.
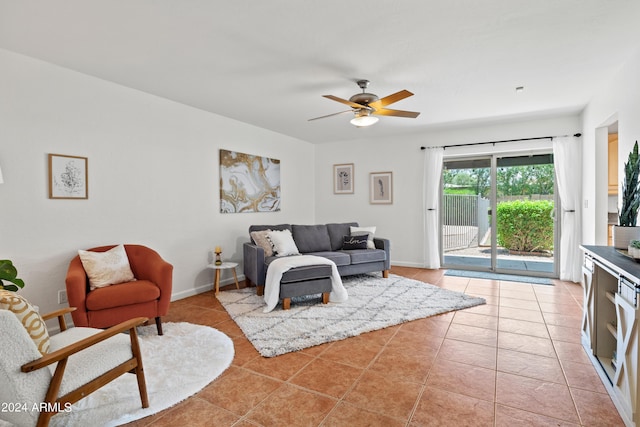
[581,245,640,283]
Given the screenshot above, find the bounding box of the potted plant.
[0,259,25,292]
[629,240,640,259]
[614,141,640,249]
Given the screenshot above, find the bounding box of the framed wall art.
[370,171,393,204]
[219,149,281,213]
[333,163,354,194]
[48,154,88,199]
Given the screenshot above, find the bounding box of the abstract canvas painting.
[219,149,280,213]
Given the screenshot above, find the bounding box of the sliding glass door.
[442,158,492,270]
[442,153,558,277]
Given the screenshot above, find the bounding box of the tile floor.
[126,266,624,426]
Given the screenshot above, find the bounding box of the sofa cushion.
[326,222,359,251]
[305,251,351,267]
[281,265,332,284]
[342,234,368,250]
[268,229,300,256]
[250,230,274,257]
[350,226,377,249]
[292,224,332,253]
[343,248,387,265]
[264,257,333,283]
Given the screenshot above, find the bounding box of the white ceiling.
[1,1,640,144]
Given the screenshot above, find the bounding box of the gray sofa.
[243,222,390,296]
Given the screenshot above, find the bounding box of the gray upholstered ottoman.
[258,263,333,310]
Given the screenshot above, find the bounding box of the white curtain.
[553,135,582,282]
[423,147,444,268]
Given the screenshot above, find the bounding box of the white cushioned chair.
[0,307,148,427]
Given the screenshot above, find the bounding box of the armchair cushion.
[0,310,49,427]
[48,327,133,397]
[0,290,50,355]
[79,244,136,290]
[86,280,161,311]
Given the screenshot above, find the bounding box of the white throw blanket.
[263,255,348,312]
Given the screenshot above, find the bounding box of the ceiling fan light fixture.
[309,80,419,125]
[350,109,378,127]
[350,115,379,127]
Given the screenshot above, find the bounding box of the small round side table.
[207,262,240,296]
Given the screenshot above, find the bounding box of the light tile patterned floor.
[124,266,624,427]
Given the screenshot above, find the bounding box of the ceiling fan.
[309,80,420,127]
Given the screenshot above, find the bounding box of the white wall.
[0,49,316,316]
[582,48,640,245]
[315,115,580,267]
[5,40,632,316]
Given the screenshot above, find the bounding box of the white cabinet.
[582,245,640,427]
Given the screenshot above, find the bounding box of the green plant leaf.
[619,141,640,226]
[0,259,25,291]
[496,200,554,252]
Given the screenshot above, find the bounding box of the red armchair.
[65,244,173,335]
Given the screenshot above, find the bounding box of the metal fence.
[442,194,490,251]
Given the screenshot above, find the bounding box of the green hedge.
[496,200,554,252]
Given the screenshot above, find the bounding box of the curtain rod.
[420,133,581,150]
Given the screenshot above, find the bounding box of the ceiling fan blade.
[372,108,420,118]
[368,90,414,110]
[323,95,368,109]
[308,110,352,121]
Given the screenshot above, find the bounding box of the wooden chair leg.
[155,317,163,336]
[322,293,329,304]
[382,270,389,278]
[283,298,291,310]
[37,358,68,427]
[129,327,149,408]
[257,286,264,296]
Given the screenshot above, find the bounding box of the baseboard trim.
[390,261,425,268]
[170,274,246,301]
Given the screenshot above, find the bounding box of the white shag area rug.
[6,322,234,427]
[217,273,485,357]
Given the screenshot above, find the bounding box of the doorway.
[442,152,558,277]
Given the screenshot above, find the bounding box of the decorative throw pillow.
[0,290,50,355]
[251,230,274,257]
[342,234,368,250]
[267,229,300,257]
[78,244,136,291]
[350,226,377,249]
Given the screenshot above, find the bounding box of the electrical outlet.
[58,290,68,305]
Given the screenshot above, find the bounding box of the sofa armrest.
[374,237,391,270]
[243,242,266,287]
